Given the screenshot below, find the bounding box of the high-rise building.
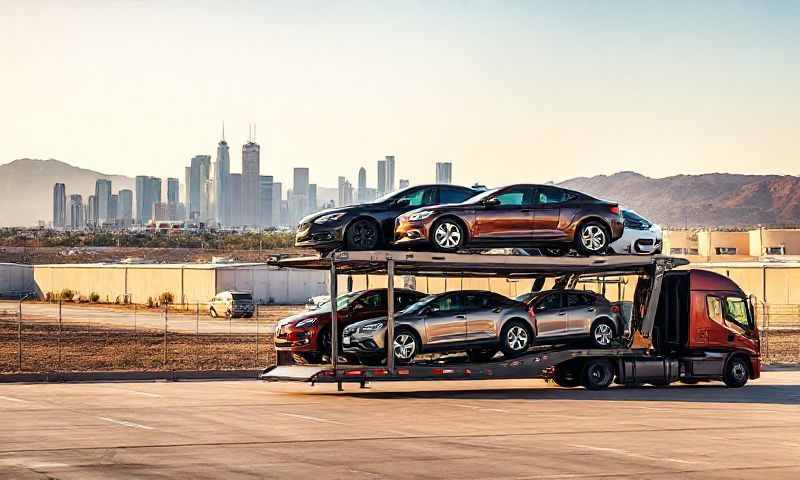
[167,178,180,205]
[291,167,310,223]
[259,175,273,227]
[271,182,282,227]
[214,129,231,225]
[357,167,367,202]
[87,195,97,227]
[109,194,119,225]
[52,183,66,228]
[242,137,260,226]
[189,155,211,219]
[377,160,386,197]
[436,162,452,184]
[94,179,112,226]
[338,176,353,207]
[229,173,242,226]
[399,179,410,190]
[385,155,395,193]
[118,189,133,226]
[308,184,317,213]
[135,176,148,224]
[68,194,83,229]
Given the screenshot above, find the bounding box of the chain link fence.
[0,301,304,373]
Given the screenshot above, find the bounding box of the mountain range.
[1,159,799,228]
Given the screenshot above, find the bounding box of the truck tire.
[467,348,498,363]
[723,356,750,388]
[552,363,581,388]
[582,359,615,390]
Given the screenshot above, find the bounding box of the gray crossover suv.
[342,290,535,364]
[515,289,623,347]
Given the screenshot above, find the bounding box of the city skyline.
[5,2,799,187]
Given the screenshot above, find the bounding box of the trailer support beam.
[386,258,395,373]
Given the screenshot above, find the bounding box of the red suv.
[274,288,427,363]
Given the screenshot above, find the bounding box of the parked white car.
[609,209,662,255]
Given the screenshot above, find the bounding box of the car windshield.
[315,292,361,312]
[369,186,417,204]
[397,294,437,315]
[231,293,252,301]
[514,292,537,303]
[463,187,501,204]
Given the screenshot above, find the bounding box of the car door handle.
[455,315,466,319]
[558,311,566,316]
[520,209,533,213]
[586,307,595,312]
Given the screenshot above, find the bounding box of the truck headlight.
[408,211,433,221]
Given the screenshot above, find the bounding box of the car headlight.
[295,318,318,328]
[408,211,433,221]
[314,213,347,224]
[359,322,385,333]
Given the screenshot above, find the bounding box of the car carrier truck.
[261,251,760,390]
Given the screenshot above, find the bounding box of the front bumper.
[294,221,347,248]
[342,327,387,355]
[274,324,320,352]
[393,217,433,247]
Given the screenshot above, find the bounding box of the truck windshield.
[231,293,253,301]
[724,296,753,331]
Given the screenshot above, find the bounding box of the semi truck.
[261,251,760,390]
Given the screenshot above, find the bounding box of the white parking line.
[103,387,161,398]
[277,413,343,425]
[570,444,699,465]
[451,404,508,413]
[0,395,28,403]
[97,416,155,430]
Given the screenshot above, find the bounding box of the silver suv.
[342,290,535,364]
[515,289,622,347]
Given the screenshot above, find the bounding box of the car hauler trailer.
[261,251,760,390]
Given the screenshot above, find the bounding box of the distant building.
[308,184,317,213]
[214,131,231,226]
[291,168,310,224]
[52,183,66,228]
[118,189,133,226]
[271,182,282,227]
[87,195,97,227]
[242,140,260,225]
[259,175,274,227]
[357,167,367,202]
[167,178,180,205]
[94,179,112,225]
[436,162,452,184]
[385,155,395,193]
[399,179,410,190]
[377,160,386,197]
[68,194,83,229]
[109,194,118,226]
[189,155,211,219]
[338,176,353,207]
[229,173,242,225]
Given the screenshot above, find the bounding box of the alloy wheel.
[580,225,607,252]
[434,222,462,249]
[393,333,417,361]
[594,323,613,346]
[348,220,378,250]
[506,325,529,351]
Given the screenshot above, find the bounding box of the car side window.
[398,187,437,207]
[428,294,462,314]
[566,293,592,307]
[536,187,574,205]
[462,293,491,312]
[395,293,421,310]
[536,293,562,312]
[492,186,533,206]
[439,187,474,204]
[359,292,386,309]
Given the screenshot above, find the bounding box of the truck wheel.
[582,359,615,390]
[552,363,581,388]
[723,356,750,388]
[467,348,498,363]
[500,320,533,358]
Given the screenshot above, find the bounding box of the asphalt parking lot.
[1,371,800,479]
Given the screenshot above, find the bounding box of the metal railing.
[0,301,303,373]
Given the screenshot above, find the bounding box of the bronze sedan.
[394,184,624,255]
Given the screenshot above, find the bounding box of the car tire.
[589,319,616,348]
[679,378,700,385]
[209,307,218,318]
[467,348,498,363]
[392,329,420,364]
[318,327,333,358]
[297,352,323,364]
[723,356,750,388]
[499,320,533,358]
[431,218,466,252]
[575,221,611,256]
[345,219,380,251]
[582,359,615,390]
[552,362,582,388]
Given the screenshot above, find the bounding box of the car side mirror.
[394,198,410,208]
[482,198,500,207]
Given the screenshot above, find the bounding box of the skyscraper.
[214,128,231,225]
[87,195,97,227]
[271,182,282,227]
[385,155,395,193]
[436,162,452,184]
[242,134,260,226]
[52,183,66,228]
[189,155,211,219]
[167,178,180,205]
[291,167,310,223]
[135,175,148,224]
[308,184,317,213]
[110,194,118,225]
[118,189,133,226]
[399,179,410,190]
[68,194,83,229]
[357,167,367,202]
[377,160,386,197]
[259,175,273,227]
[338,176,353,207]
[229,173,242,226]
[94,179,112,226]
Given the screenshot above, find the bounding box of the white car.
[609,209,662,255]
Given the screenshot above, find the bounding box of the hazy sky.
[3,0,799,188]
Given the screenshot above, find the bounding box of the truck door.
[705,294,758,353]
[532,292,567,338]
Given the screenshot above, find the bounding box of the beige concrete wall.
[749,229,800,256]
[663,230,698,255]
[697,231,752,259]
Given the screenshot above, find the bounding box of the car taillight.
[610,205,620,215]
[610,305,620,314]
